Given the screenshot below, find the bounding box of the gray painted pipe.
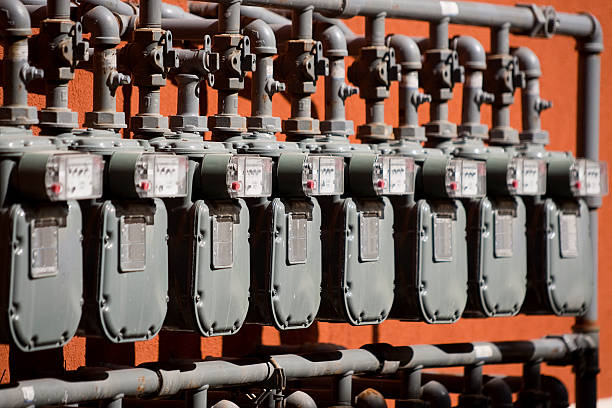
[483,378,513,408]
[190,2,292,25]
[161,17,217,40]
[139,0,162,28]
[47,0,69,20]
[161,2,200,19]
[453,35,493,139]
[82,5,129,131]
[286,391,317,408]
[80,0,136,16]
[0,0,33,36]
[420,381,451,408]
[512,46,551,145]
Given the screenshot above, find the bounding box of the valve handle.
[161,30,179,72]
[313,41,329,77]
[475,90,495,105]
[70,22,90,66]
[535,98,553,113]
[386,47,401,83]
[339,84,359,101]
[412,92,432,107]
[238,36,256,73]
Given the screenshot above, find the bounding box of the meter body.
[517,144,606,316]
[226,137,322,330]
[151,135,251,337]
[0,128,101,351]
[448,139,535,318]
[384,139,469,323]
[68,129,184,343]
[303,139,400,326]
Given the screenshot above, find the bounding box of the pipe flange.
[516,4,558,38]
[130,114,170,135]
[424,120,457,140]
[320,119,354,136]
[393,125,426,142]
[38,109,79,130]
[458,123,489,139]
[84,111,127,130]
[519,129,549,145]
[0,106,39,126]
[489,126,520,146]
[209,114,247,135]
[247,116,282,134]
[283,118,320,137]
[169,115,208,133]
[356,123,393,142]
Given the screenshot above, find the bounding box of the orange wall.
[1,0,611,401]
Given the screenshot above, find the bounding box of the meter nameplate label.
[494,213,514,258]
[359,212,379,262]
[388,158,407,194]
[154,156,181,196]
[287,213,308,264]
[318,157,337,195]
[586,162,602,195]
[119,217,146,272]
[461,161,479,196]
[212,216,233,269]
[244,158,264,196]
[30,220,59,278]
[559,213,578,258]
[522,160,541,195]
[433,214,453,262]
[65,156,95,197]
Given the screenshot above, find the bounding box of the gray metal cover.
[248,198,322,330]
[186,199,250,336]
[85,199,168,342]
[319,197,395,325]
[390,199,467,323]
[523,198,593,316]
[0,201,83,351]
[464,197,527,318]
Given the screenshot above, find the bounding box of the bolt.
[339,84,359,101]
[21,65,44,83]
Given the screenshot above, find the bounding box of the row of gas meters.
[0,126,606,352]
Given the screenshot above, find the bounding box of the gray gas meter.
[69,130,187,343]
[316,151,412,326]
[390,153,476,323]
[523,155,607,316]
[0,139,104,352]
[462,154,547,318]
[243,147,335,330]
[156,137,268,337]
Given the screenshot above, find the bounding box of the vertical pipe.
[325,57,347,121]
[463,364,483,394]
[176,74,201,116]
[219,0,242,34]
[92,49,117,113]
[399,71,420,128]
[335,371,353,405]
[189,386,209,408]
[491,24,510,55]
[366,13,386,47]
[430,18,449,50]
[293,6,314,39]
[103,397,122,408]
[47,0,70,20]
[139,0,162,29]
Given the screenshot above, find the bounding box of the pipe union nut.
[0,106,39,125]
[84,112,127,129]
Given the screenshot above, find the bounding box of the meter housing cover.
[522,198,593,316]
[317,197,395,325]
[79,199,169,342]
[247,198,322,330]
[390,198,468,323]
[0,201,83,351]
[463,196,528,317]
[164,157,250,337]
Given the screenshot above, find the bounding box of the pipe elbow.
[388,34,422,70]
[243,19,277,55]
[285,391,318,408]
[452,35,486,71]
[161,2,197,19]
[83,5,121,47]
[541,375,569,408]
[512,46,541,79]
[581,13,603,52]
[420,381,451,408]
[316,23,347,57]
[483,378,513,408]
[0,0,32,37]
[355,388,387,408]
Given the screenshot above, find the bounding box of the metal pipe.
[315,22,357,138]
[81,0,136,16]
[138,0,162,28]
[483,378,513,408]
[161,17,218,40]
[82,5,130,131]
[0,0,43,127]
[47,0,69,20]
[452,35,493,139]
[218,0,241,34]
[420,381,451,408]
[244,18,285,135]
[512,46,551,145]
[190,2,292,25]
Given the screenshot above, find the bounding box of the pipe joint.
[516,4,558,38]
[318,23,348,58]
[0,0,33,37]
[244,18,278,55]
[83,5,121,47]
[388,35,422,71]
[577,13,603,53]
[452,35,487,71]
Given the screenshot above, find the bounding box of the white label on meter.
[389,158,407,194]
[461,161,479,196]
[154,156,181,196]
[318,157,337,194]
[244,157,264,196]
[521,159,541,195]
[586,162,602,195]
[65,156,95,197]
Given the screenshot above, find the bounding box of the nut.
[170,115,208,132]
[84,111,127,129]
[247,116,281,133]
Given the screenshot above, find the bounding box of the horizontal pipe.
[161,17,218,40]
[0,335,594,407]
[216,0,599,43]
